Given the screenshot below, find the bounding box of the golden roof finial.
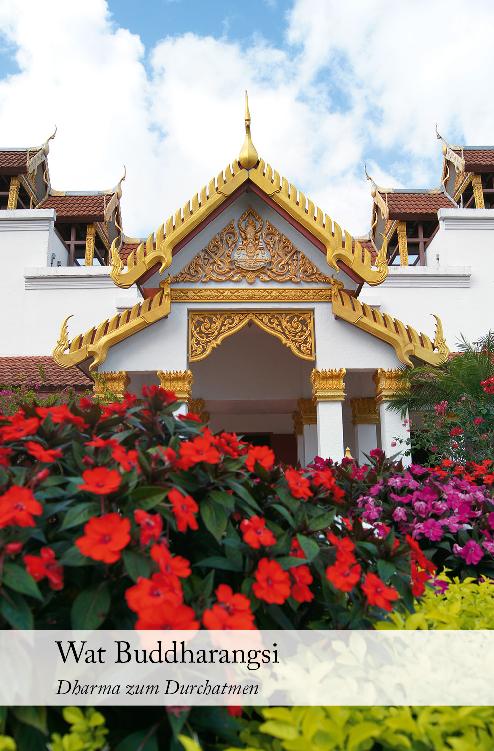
[238,90,259,170]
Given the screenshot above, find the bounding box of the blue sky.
[0,0,492,236]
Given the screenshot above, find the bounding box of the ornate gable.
[172,207,332,285]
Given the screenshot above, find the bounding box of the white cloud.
[0,0,493,237]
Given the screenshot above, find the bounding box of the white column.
[316,401,344,462]
[374,369,411,467]
[303,423,319,465]
[311,369,346,463]
[351,397,380,464]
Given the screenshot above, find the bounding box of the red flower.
[327,532,356,564]
[0,415,40,441]
[473,417,485,426]
[0,447,12,466]
[361,572,399,611]
[245,446,275,473]
[25,441,63,463]
[142,385,177,404]
[290,538,305,559]
[135,603,199,630]
[285,468,312,500]
[481,376,494,394]
[290,564,314,602]
[150,543,191,579]
[126,573,184,616]
[226,706,243,717]
[85,437,117,448]
[78,467,121,495]
[240,515,276,549]
[179,412,202,423]
[252,558,291,605]
[5,541,23,555]
[111,444,140,472]
[0,486,43,528]
[450,427,463,437]
[134,509,163,546]
[24,547,63,590]
[156,446,177,465]
[311,469,345,502]
[178,435,221,469]
[76,513,130,564]
[325,561,361,592]
[168,488,199,533]
[36,405,86,429]
[203,584,256,630]
[215,432,246,458]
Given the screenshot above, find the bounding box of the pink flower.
[434,401,448,416]
[473,417,485,426]
[453,540,483,565]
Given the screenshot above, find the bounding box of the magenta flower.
[418,519,444,542]
[453,540,483,565]
[392,507,407,522]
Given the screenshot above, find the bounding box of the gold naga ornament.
[172,206,333,285]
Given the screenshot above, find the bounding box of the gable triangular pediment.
[171,206,332,285]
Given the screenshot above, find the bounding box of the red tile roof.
[0,357,91,390]
[38,194,108,222]
[453,148,494,173]
[0,150,29,175]
[380,191,455,220]
[119,240,140,262]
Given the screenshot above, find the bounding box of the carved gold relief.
[471,174,485,209]
[351,397,379,425]
[298,397,317,424]
[311,368,346,401]
[93,371,130,402]
[7,176,20,209]
[171,287,333,303]
[157,370,193,402]
[172,207,332,285]
[85,224,96,267]
[188,310,315,362]
[373,368,408,402]
[397,221,408,266]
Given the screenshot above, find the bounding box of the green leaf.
[123,550,152,582]
[296,534,320,562]
[178,736,202,751]
[60,546,92,566]
[225,480,261,511]
[200,500,228,541]
[347,721,380,751]
[195,556,242,572]
[0,590,33,629]
[377,559,396,582]
[208,490,235,511]
[10,707,47,735]
[271,503,295,527]
[71,584,111,629]
[60,501,98,531]
[307,510,336,532]
[116,729,158,751]
[275,556,308,570]
[2,563,42,600]
[129,486,168,510]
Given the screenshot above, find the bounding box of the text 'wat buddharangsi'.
[1,98,492,464]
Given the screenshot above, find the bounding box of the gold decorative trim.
[188,310,315,362]
[52,280,171,371]
[453,171,473,202]
[238,92,259,170]
[172,206,333,285]
[298,397,317,424]
[93,371,129,402]
[85,224,96,267]
[171,287,333,303]
[311,368,346,401]
[471,174,485,209]
[397,221,408,266]
[7,176,20,209]
[292,410,303,435]
[374,369,407,402]
[157,370,193,402]
[351,397,379,425]
[332,286,449,366]
[189,398,210,422]
[373,190,389,220]
[442,144,465,174]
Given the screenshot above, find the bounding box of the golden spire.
[238,90,259,169]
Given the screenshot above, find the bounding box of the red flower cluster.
[406,534,436,597]
[245,446,275,473]
[311,468,345,502]
[178,433,221,470]
[325,532,361,593]
[168,488,199,532]
[0,486,43,528]
[76,513,130,563]
[252,558,291,604]
[240,515,276,549]
[126,543,198,629]
[203,584,255,629]
[24,547,63,590]
[0,413,40,441]
[290,564,314,602]
[481,375,494,394]
[361,572,399,612]
[25,441,63,463]
[285,468,312,500]
[36,405,86,429]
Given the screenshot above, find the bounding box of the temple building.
[1,99,493,465]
